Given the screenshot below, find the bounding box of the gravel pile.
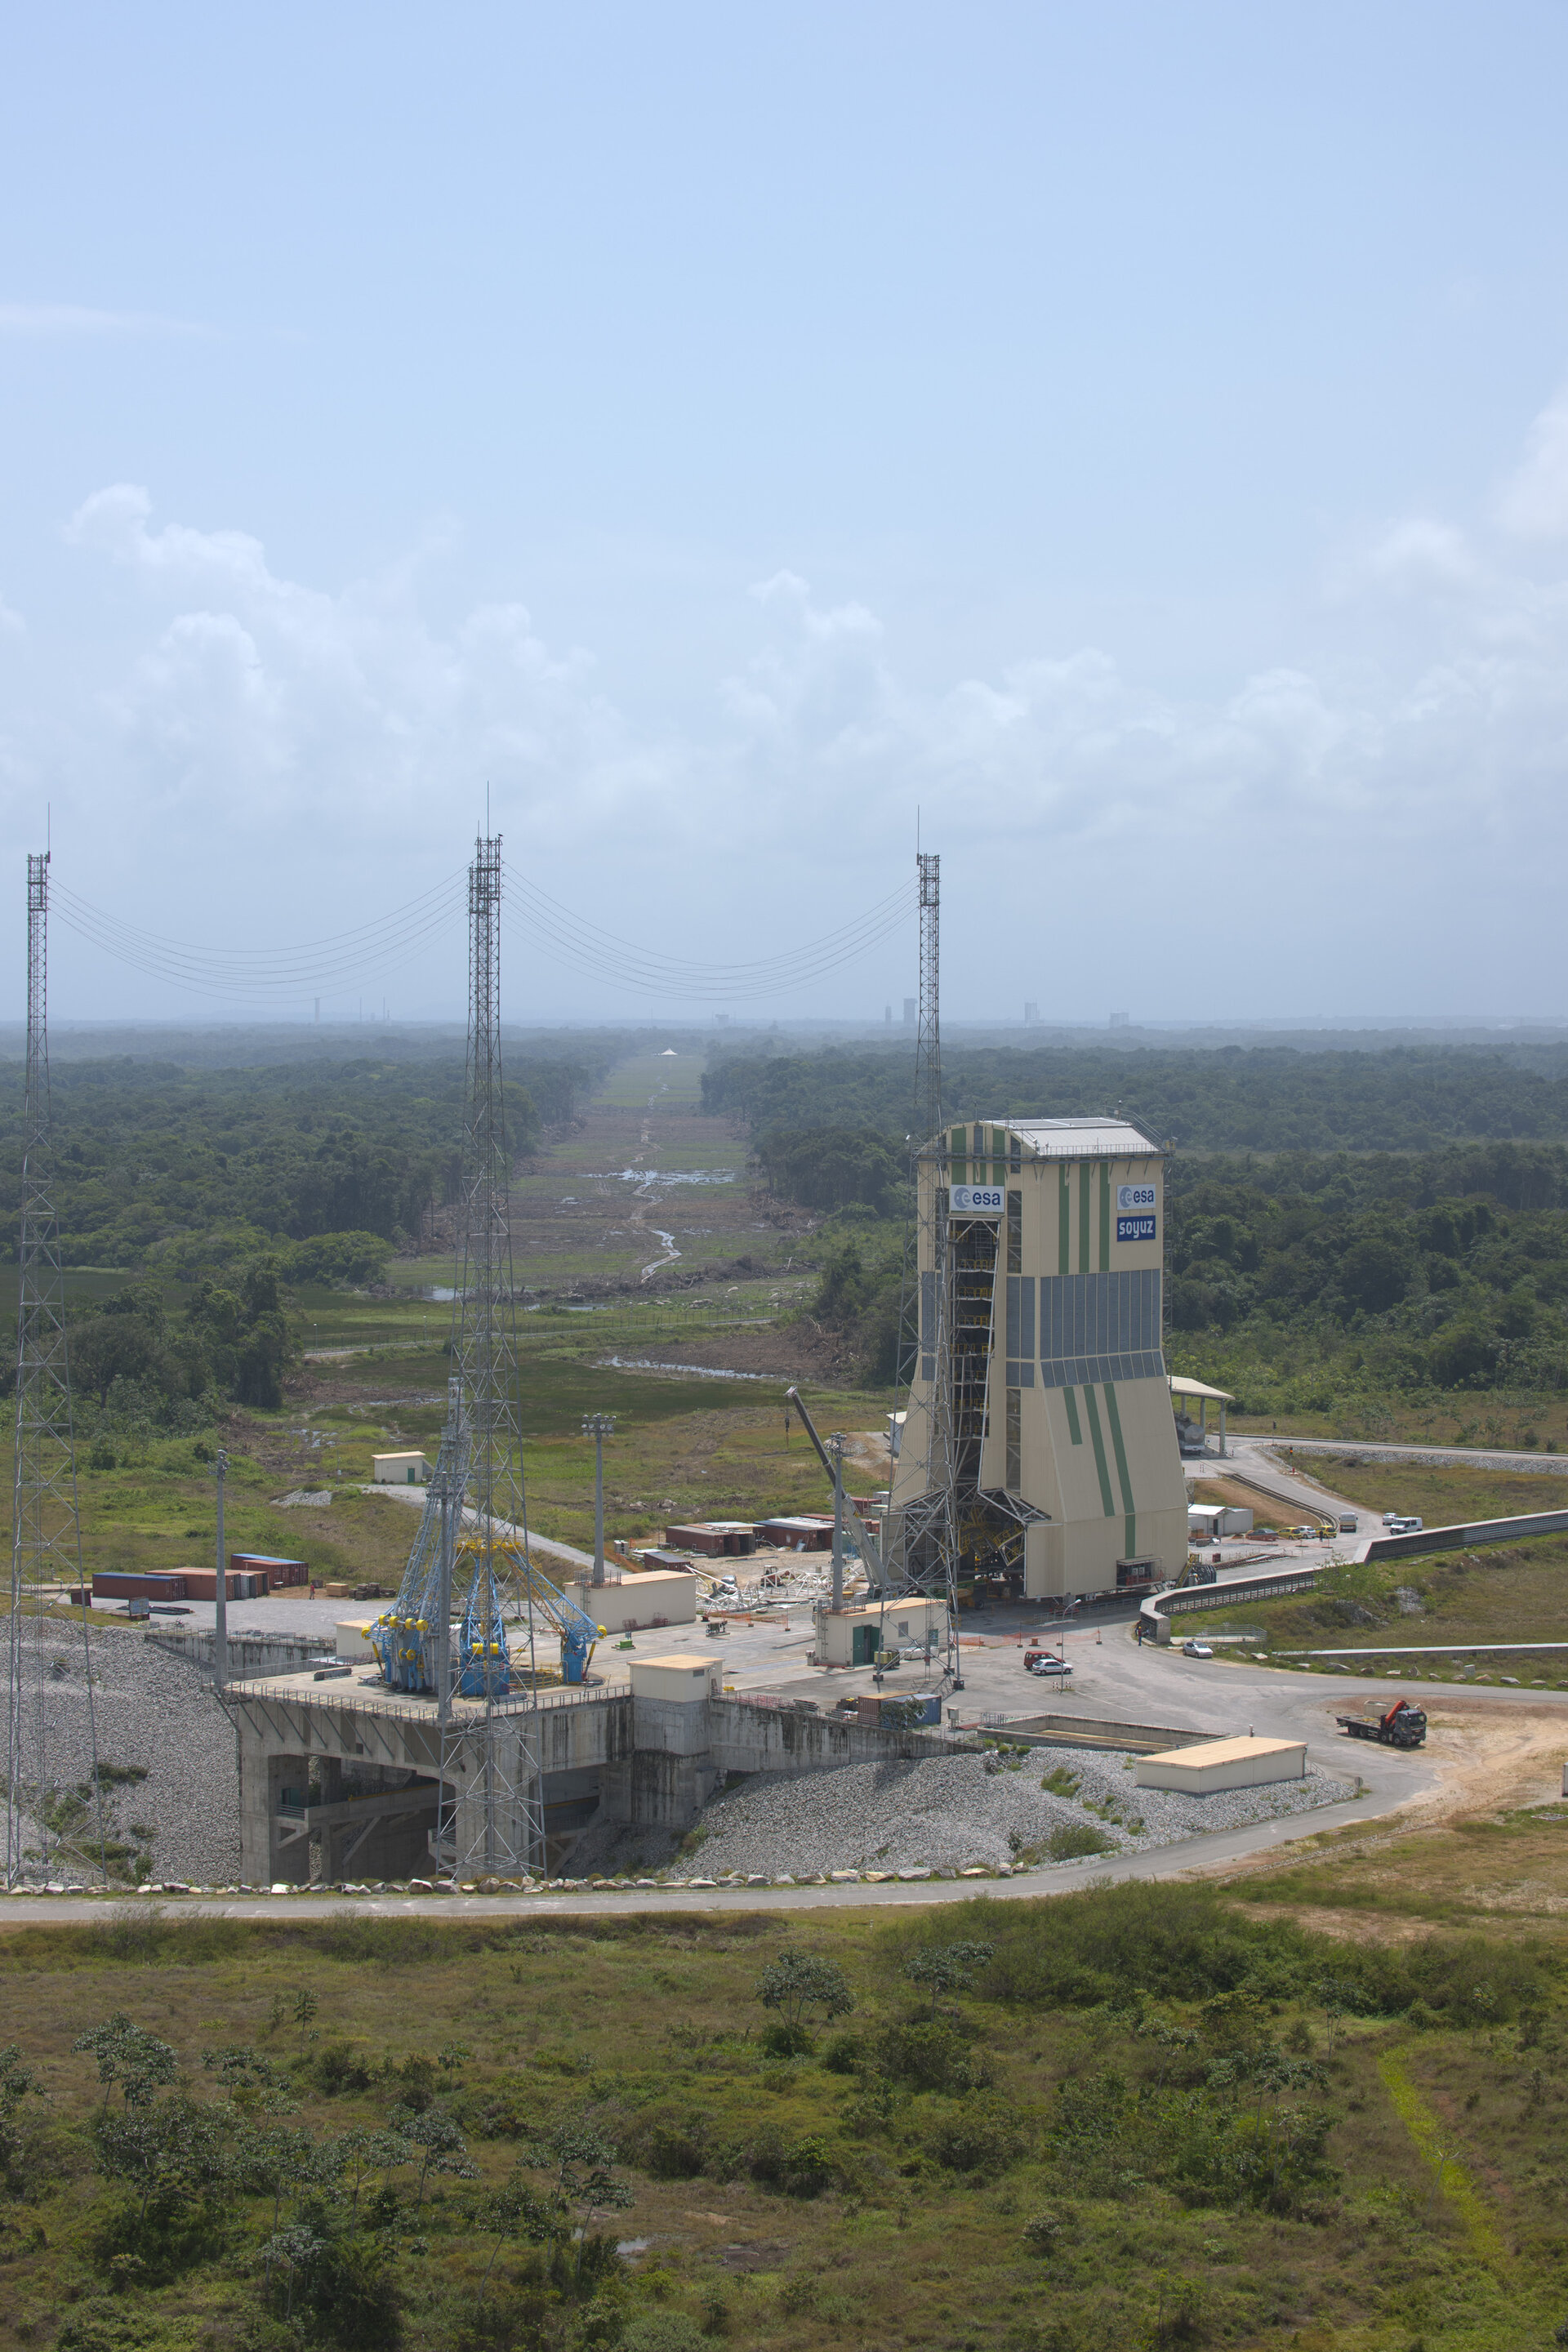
[2,1624,239,1884]
[676,1744,1349,1878]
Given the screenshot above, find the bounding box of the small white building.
[565,1567,697,1633]
[1187,1502,1254,1539]
[628,1653,722,1700]
[815,1597,950,1668]
[372,1452,432,1485]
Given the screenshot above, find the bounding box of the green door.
[853,1624,877,1665]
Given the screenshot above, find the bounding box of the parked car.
[1388,1515,1423,1534]
[1291,1525,1318,1539]
[1182,1638,1214,1659]
[1027,1653,1073,1677]
[1338,1516,1359,1534]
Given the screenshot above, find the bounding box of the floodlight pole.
[213,1450,229,1691]
[582,1414,616,1587]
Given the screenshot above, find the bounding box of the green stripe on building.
[1062,1385,1083,1446]
[1098,1164,1111,1271]
[1080,1384,1116,1517]
[1102,1381,1137,1555]
[1059,1169,1071,1274]
[1079,1163,1091,1273]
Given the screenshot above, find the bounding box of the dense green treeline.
[725,1045,1568,1410]
[0,1054,604,1269]
[1167,1157,1568,1399]
[706,1042,1568,1156]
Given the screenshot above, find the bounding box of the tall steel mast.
[435,835,545,1876]
[5,852,105,1886]
[883,851,960,1677]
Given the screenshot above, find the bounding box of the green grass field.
[2,1870,1566,2352]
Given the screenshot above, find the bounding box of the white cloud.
[20,415,1568,1018]
[1498,388,1568,537]
[0,303,210,337]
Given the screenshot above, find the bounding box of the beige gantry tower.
[888,1116,1187,1601]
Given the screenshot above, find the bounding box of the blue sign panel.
[1116,1214,1156,1244]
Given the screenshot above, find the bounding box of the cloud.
[1498,389,1568,538]
[0,302,212,338]
[22,407,1568,1018]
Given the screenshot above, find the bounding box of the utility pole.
[213,1450,229,1691]
[582,1415,616,1586]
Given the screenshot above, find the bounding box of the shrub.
[296,2231,405,2349]
[632,2113,710,2180]
[1046,1823,1116,1861]
[621,2316,707,2352]
[874,2022,994,2095]
[759,2021,813,2059]
[925,2100,1027,2178]
[820,2030,862,2075]
[310,2040,374,2096]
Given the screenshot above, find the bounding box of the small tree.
[903,1940,994,2020]
[74,2013,179,2114]
[755,1951,856,2042]
[513,2114,634,2290]
[389,2103,476,2207]
[327,2125,416,2225]
[474,2170,556,2295]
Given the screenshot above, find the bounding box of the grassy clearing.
[2,1880,1568,2350]
[1233,1802,1568,1928]
[1284,1456,1568,1530]
[1222,1398,1568,1447]
[1202,1537,1568,1682]
[0,1353,885,1598]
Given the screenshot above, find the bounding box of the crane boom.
[785,1385,887,1589]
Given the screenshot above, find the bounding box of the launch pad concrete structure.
[224,1656,942,1884]
[889,1116,1188,1602]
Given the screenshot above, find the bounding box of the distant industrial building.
[373,1450,432,1484]
[888,1117,1188,1600]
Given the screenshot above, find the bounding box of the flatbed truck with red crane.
[1335,1696,1428,1749]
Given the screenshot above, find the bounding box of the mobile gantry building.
[887,1117,1187,1601]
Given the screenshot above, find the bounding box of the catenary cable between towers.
[48,865,919,1010]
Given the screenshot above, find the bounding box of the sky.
[3,2,1568,1028]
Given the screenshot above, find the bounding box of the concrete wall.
[1363,1508,1568,1561]
[225,1676,948,1881]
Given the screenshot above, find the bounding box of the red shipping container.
[182,1570,266,1601]
[230,1553,308,1588]
[92,1573,188,1601]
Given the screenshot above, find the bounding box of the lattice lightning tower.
[881,850,960,1676]
[914,850,941,1152]
[5,852,104,1886]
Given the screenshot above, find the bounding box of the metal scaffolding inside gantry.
[368,834,603,1878]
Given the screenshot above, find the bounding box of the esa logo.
[1116,1214,1157,1244]
[1116,1184,1156,1211]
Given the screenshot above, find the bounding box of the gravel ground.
[2,1624,239,1885]
[668,1744,1352,1878]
